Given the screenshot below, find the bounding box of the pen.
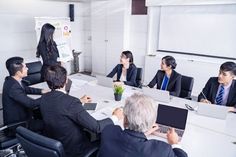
[201,91,210,104]
[201,91,207,100]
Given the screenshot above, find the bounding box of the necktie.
[215,85,224,105]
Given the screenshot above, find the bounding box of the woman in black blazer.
[107,51,137,87]
[36,23,60,81]
[148,56,181,97]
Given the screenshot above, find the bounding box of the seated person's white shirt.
[120,71,127,82]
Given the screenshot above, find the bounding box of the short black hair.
[220,61,236,75]
[45,65,67,90]
[122,51,134,64]
[162,56,177,69]
[5,57,24,76]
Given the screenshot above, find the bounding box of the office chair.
[0,107,27,157]
[136,68,143,88]
[24,61,43,86]
[179,75,194,99]
[16,126,98,157]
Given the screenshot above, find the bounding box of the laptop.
[142,87,170,103]
[96,75,113,88]
[156,104,188,139]
[197,102,228,120]
[83,103,97,110]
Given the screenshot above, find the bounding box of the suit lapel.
[211,80,219,103]
[157,71,165,89]
[226,81,235,106]
[117,65,122,80]
[126,66,132,80]
[167,70,176,90]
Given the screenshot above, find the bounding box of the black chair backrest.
[136,68,143,88]
[179,75,194,98]
[24,61,43,85]
[16,126,65,157]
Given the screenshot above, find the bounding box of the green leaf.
[114,85,124,95]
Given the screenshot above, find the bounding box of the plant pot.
[114,93,122,101]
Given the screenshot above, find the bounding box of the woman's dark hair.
[36,23,56,58]
[220,61,236,75]
[162,56,177,69]
[45,65,67,90]
[5,57,24,76]
[122,51,134,64]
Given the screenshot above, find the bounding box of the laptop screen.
[156,104,188,130]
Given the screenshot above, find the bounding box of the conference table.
[31,73,236,157]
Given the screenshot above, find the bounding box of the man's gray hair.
[124,93,157,133]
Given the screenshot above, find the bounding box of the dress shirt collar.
[221,80,232,90]
[55,89,67,94]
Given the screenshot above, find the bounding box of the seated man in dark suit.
[40,65,123,157]
[148,56,182,97]
[198,61,236,112]
[2,57,48,134]
[98,93,188,157]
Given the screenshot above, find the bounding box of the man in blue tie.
[198,62,236,112]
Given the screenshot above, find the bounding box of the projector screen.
[158,5,236,59]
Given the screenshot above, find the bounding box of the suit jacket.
[198,77,236,107]
[37,41,60,80]
[39,91,113,157]
[107,64,137,87]
[2,76,42,125]
[98,125,188,157]
[148,70,182,97]
[37,41,59,66]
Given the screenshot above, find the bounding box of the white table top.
[30,73,236,157]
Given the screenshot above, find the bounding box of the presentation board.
[158,5,236,59]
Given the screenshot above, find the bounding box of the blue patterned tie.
[215,85,224,105]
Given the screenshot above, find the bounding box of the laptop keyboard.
[159,125,184,137]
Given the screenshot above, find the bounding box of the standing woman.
[36,23,60,81]
[148,56,181,97]
[107,51,137,87]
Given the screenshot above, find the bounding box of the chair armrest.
[0,121,27,132]
[81,145,99,157]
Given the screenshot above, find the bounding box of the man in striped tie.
[198,62,236,112]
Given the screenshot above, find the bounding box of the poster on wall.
[35,17,73,62]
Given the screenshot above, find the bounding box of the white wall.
[0,0,88,91]
[128,15,148,69]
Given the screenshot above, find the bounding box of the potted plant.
[113,84,124,101]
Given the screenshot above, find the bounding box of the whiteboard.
[35,17,73,62]
[158,5,236,59]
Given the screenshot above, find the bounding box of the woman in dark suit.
[107,51,137,87]
[148,56,181,97]
[36,23,60,81]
